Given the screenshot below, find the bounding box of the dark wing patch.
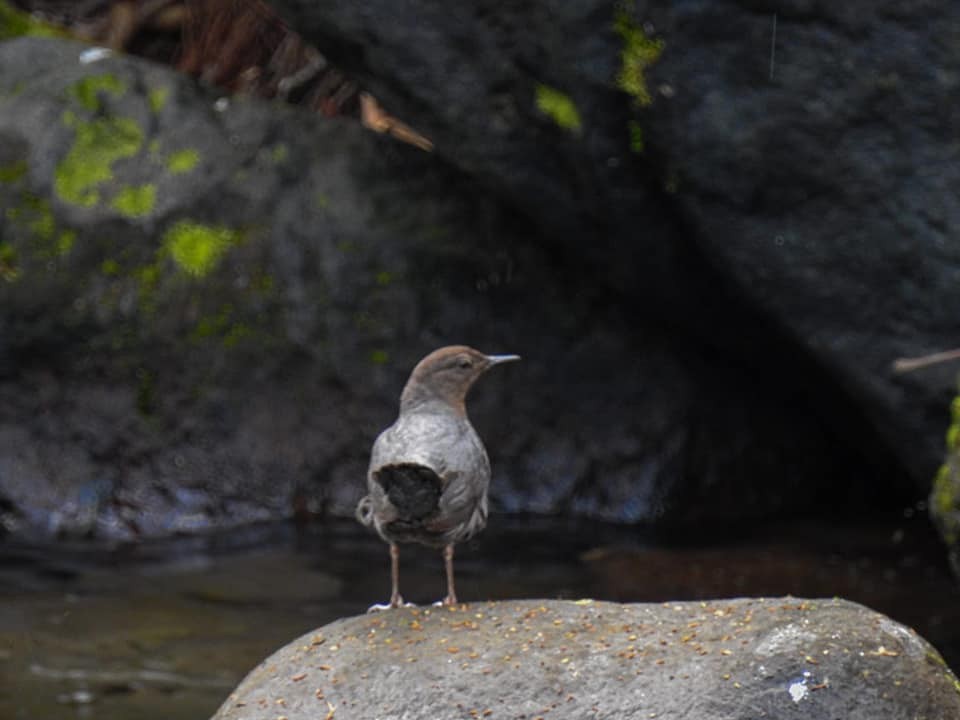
[374,463,442,521]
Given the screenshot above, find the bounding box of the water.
[1,515,958,719]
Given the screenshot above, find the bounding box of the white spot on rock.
[788,679,809,703]
[79,47,112,64]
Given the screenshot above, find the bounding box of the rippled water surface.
[1,515,958,719]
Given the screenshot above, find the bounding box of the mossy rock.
[931,392,960,577]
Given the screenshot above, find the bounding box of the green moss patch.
[71,75,127,112]
[0,0,61,40]
[55,115,143,207]
[148,86,169,113]
[0,160,27,183]
[614,9,664,107]
[628,120,645,153]
[535,84,582,134]
[0,241,18,281]
[6,192,75,257]
[112,184,156,218]
[167,148,200,174]
[931,389,960,558]
[101,258,120,275]
[191,304,252,347]
[162,220,242,278]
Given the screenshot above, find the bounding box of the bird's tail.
[374,463,442,521]
[355,495,374,527]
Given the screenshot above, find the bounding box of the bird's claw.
[432,596,459,608]
[366,599,416,612]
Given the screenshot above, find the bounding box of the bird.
[356,345,520,609]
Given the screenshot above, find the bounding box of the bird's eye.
[457,356,473,369]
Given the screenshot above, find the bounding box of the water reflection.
[1,515,957,719]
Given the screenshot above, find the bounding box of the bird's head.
[400,345,520,414]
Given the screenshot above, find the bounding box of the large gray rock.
[266,0,960,497]
[213,598,960,720]
[0,37,850,540]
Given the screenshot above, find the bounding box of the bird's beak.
[486,354,521,365]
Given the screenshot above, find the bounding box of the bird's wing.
[368,414,454,481]
[368,414,490,538]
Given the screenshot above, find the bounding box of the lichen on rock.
[55,111,143,208]
[931,391,960,576]
[111,183,156,218]
[534,84,582,134]
[613,7,664,108]
[161,219,244,278]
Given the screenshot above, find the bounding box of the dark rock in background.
[0,37,856,541]
[266,0,960,496]
[3,0,959,546]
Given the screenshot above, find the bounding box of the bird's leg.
[389,542,404,607]
[441,543,458,606]
[367,543,412,612]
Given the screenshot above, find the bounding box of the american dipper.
[356,345,520,609]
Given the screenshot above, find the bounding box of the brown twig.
[892,348,960,373]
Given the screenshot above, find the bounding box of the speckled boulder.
[212,598,960,720]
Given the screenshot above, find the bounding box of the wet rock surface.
[213,597,960,720]
[0,36,868,540]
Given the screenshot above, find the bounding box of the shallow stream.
[1,515,958,719]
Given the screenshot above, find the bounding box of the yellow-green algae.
[191,305,251,347]
[370,349,389,365]
[148,86,169,114]
[55,115,144,207]
[6,192,75,256]
[628,120,645,153]
[0,0,61,40]
[931,389,960,580]
[162,220,243,278]
[101,258,120,275]
[0,160,27,183]
[111,184,156,218]
[614,8,664,107]
[71,75,126,112]
[0,241,18,281]
[535,84,582,134]
[167,148,200,174]
[933,397,960,523]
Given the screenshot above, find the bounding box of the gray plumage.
[359,404,490,547]
[356,345,519,608]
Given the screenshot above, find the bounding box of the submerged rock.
[213,598,960,720]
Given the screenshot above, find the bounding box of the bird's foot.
[432,594,459,607]
[367,596,416,612]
